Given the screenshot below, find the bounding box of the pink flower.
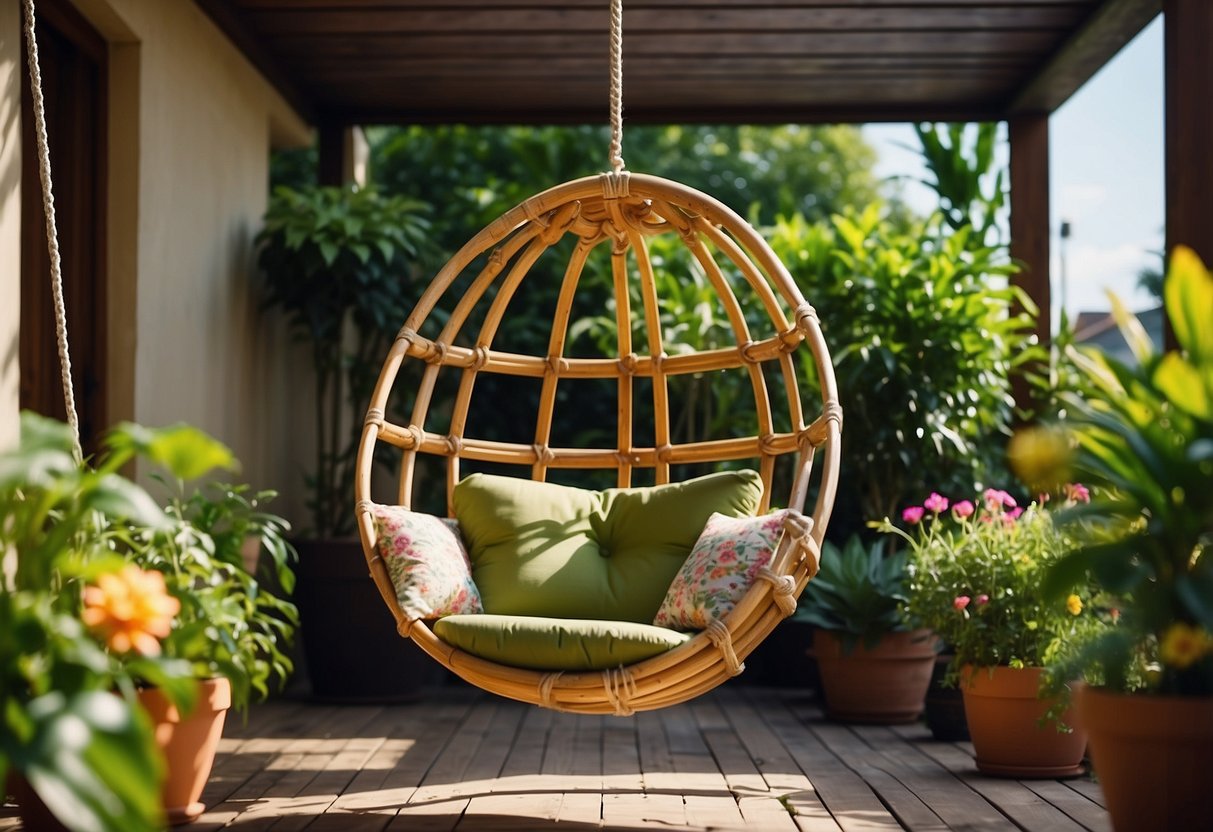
[902,506,925,525]
[952,500,975,520]
[1037,492,1051,505]
[1007,507,1023,520]
[954,595,971,611]
[924,492,949,514]
[976,594,990,606]
[982,488,1017,510]
[1065,483,1091,503]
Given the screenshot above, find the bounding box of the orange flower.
[1066,594,1083,616]
[82,565,180,656]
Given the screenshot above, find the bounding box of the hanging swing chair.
[354,1,842,715]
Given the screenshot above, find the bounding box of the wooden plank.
[460,706,564,830]
[1022,780,1113,832]
[265,29,1063,59]
[844,722,1016,832]
[245,6,1087,35]
[1063,777,1107,808]
[309,698,485,831]
[759,695,916,832]
[909,740,1091,832]
[194,704,386,831]
[556,713,604,827]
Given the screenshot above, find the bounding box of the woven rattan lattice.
[355,172,841,714]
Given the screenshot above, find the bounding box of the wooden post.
[1008,114,1051,415]
[1164,0,1213,351]
[317,120,346,187]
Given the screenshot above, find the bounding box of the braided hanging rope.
[607,0,625,174]
[22,0,83,464]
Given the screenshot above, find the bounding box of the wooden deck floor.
[2,686,1110,831]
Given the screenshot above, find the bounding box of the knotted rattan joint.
[396,326,419,347]
[546,355,570,376]
[705,619,745,677]
[396,618,416,638]
[794,302,820,333]
[469,345,490,371]
[538,672,564,710]
[602,666,638,717]
[738,340,762,365]
[405,424,426,450]
[617,352,640,376]
[656,444,674,464]
[364,408,385,428]
[824,400,844,434]
[614,450,642,466]
[355,499,375,516]
[424,340,449,366]
[758,433,780,457]
[650,352,669,374]
[444,435,463,457]
[756,567,798,617]
[532,443,556,466]
[600,170,631,199]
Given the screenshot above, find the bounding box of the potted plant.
[878,487,1108,777]
[1018,245,1213,829]
[255,184,441,700]
[112,424,299,824]
[0,414,200,832]
[796,536,937,723]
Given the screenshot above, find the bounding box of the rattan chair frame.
[355,172,841,715]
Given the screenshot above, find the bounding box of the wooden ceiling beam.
[1009,0,1160,113]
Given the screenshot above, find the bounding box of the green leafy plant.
[913,122,1006,245]
[794,535,911,651]
[877,488,1108,676]
[1027,245,1213,696]
[118,476,300,714]
[769,205,1035,523]
[0,415,213,832]
[255,185,431,537]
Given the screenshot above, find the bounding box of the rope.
[757,567,798,617]
[607,0,625,173]
[22,0,82,465]
[538,672,564,709]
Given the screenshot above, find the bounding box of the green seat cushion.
[453,470,763,623]
[434,614,694,671]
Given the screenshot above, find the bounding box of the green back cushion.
[434,614,693,671]
[453,470,763,622]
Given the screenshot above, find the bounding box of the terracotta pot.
[810,629,937,723]
[923,654,969,742]
[960,665,1086,778]
[138,676,232,825]
[1075,685,1213,831]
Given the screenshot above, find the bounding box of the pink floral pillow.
[371,505,483,620]
[653,510,789,630]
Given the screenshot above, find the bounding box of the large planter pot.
[923,654,969,741]
[961,665,1086,778]
[811,629,937,723]
[138,676,231,825]
[294,538,443,702]
[1075,685,1213,831]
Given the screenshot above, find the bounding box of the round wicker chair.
[355,171,841,714]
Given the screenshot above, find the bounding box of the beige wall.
[0,1,21,449]
[0,0,315,524]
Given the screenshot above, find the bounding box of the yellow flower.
[1066,594,1083,616]
[1007,426,1073,492]
[82,565,180,656]
[1159,623,1213,669]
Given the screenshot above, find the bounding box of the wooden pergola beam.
[1009,114,1051,414]
[1164,0,1213,350]
[1010,0,1161,114]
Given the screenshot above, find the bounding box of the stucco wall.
[0,0,315,524]
[0,1,22,450]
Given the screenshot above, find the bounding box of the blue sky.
[864,17,1164,320]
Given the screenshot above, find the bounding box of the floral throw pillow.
[371,505,483,621]
[653,510,789,630]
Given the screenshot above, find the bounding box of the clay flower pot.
[138,676,232,825]
[811,629,937,723]
[961,665,1086,778]
[1075,685,1213,831]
